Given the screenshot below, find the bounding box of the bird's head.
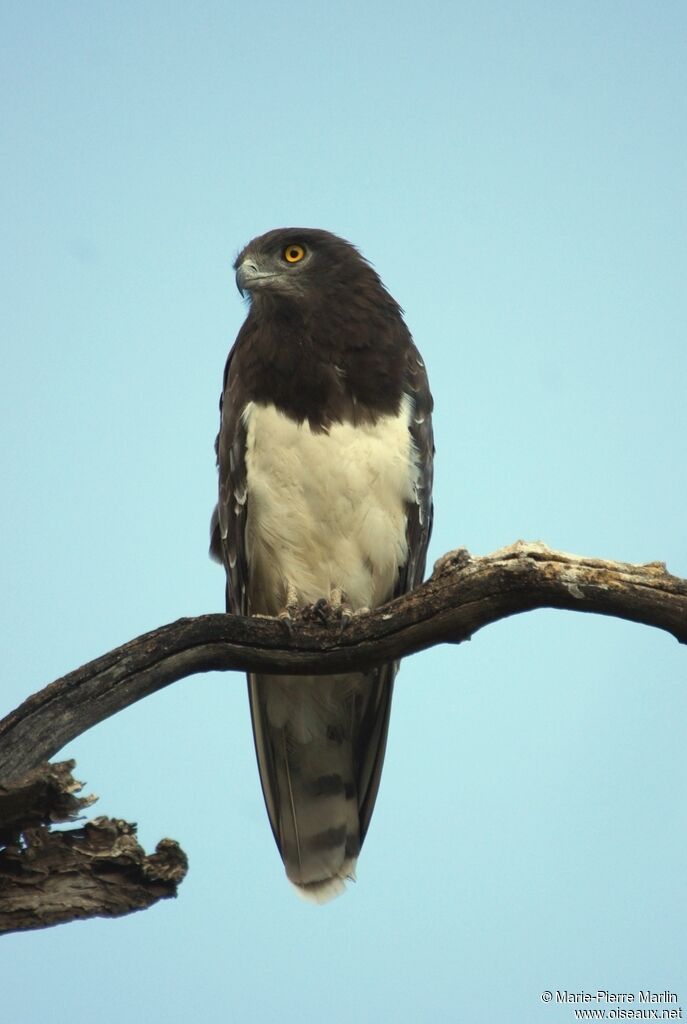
[233,228,382,306]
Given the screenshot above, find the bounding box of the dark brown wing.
[210,342,249,616]
[399,340,435,595]
[211,340,285,850]
[357,340,434,840]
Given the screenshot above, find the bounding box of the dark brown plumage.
[211,228,433,901]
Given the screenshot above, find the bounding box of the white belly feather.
[243,396,418,615]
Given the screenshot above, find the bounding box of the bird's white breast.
[243,397,418,615]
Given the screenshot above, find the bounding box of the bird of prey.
[210,228,433,902]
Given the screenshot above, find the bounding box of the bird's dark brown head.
[230,227,411,426]
[234,228,399,314]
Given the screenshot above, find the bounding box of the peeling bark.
[0,761,187,934]
[0,541,684,933]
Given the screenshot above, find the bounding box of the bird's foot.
[296,598,339,625]
[296,591,366,634]
[277,608,295,635]
[278,586,300,635]
[329,586,355,631]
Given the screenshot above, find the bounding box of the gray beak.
[235,259,257,296]
[235,259,277,296]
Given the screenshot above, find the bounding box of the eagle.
[210,228,434,902]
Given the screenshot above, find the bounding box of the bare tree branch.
[1,542,685,784]
[0,541,684,933]
[0,761,187,934]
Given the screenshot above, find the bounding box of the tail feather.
[277,722,359,895]
[248,670,391,902]
[291,865,356,904]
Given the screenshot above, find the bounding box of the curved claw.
[338,610,352,635]
[312,597,331,624]
[278,609,294,635]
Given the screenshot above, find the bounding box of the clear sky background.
[2,2,686,1021]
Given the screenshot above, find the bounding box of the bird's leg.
[278,582,300,634]
[331,587,370,622]
[329,587,353,631]
[295,588,370,632]
[328,587,370,634]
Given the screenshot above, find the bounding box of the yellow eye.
[283,243,306,264]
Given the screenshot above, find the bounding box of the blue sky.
[1,2,686,1021]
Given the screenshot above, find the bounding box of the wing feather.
[357,341,434,841]
[210,342,249,616]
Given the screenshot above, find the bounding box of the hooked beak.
[235,259,276,296]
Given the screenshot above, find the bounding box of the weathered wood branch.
[0,761,187,934]
[0,541,684,933]
[1,542,685,784]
